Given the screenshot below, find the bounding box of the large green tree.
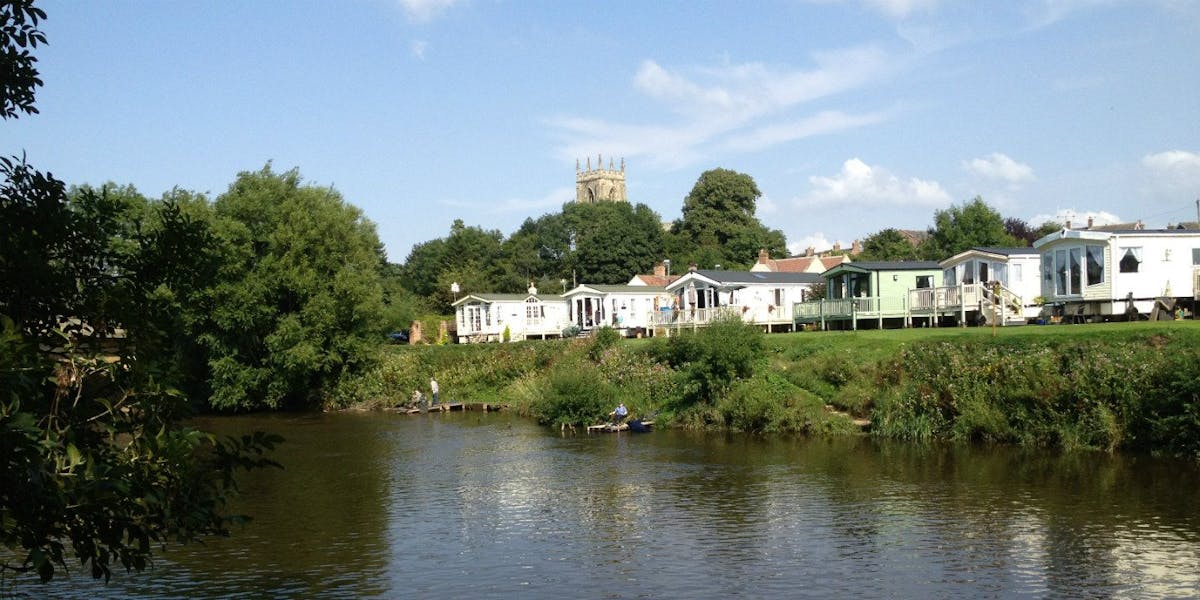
[563,201,665,284]
[0,158,281,584]
[857,228,921,261]
[200,165,387,410]
[670,168,786,269]
[921,196,1021,260]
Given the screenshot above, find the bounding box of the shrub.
[588,326,620,362]
[530,362,615,427]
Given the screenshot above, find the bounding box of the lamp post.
[451,282,459,303]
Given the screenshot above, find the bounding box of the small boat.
[586,419,654,434]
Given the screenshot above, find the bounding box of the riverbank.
[332,320,1200,456]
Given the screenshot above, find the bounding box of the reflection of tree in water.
[148,412,394,598]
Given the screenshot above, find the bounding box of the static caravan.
[453,291,568,343]
[795,261,942,329]
[1033,228,1200,319]
[562,284,671,336]
[663,270,824,332]
[936,247,1041,323]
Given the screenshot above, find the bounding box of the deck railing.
[649,305,741,326]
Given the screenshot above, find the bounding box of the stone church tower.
[575,154,627,203]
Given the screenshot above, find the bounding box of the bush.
[588,326,620,362]
[653,316,764,406]
[530,362,615,427]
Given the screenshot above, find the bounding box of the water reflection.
[17,412,1200,599]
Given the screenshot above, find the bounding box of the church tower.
[575,154,627,203]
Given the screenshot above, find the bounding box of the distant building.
[576,155,627,203]
[750,248,851,274]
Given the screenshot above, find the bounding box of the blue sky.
[8,0,1200,262]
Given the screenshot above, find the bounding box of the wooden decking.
[389,402,506,415]
[586,420,654,433]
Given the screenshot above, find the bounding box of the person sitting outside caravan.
[610,403,628,426]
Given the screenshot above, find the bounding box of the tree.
[199,165,388,410]
[401,219,511,311]
[0,0,45,119]
[0,159,281,584]
[857,228,921,261]
[563,201,665,284]
[922,196,1021,260]
[670,168,787,268]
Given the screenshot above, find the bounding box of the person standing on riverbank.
[611,402,627,426]
[430,377,439,405]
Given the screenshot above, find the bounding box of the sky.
[7,0,1200,262]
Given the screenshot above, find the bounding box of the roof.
[1034,227,1200,248]
[971,246,1038,256]
[629,274,681,286]
[667,270,824,290]
[755,254,849,273]
[826,261,941,274]
[564,284,667,296]
[939,247,1038,268]
[452,293,554,307]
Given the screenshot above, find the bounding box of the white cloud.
[788,232,846,256]
[551,48,897,168]
[758,194,780,216]
[962,152,1035,188]
[799,158,952,206]
[410,40,428,60]
[1142,150,1200,197]
[1030,209,1121,228]
[397,0,460,23]
[802,0,939,19]
[1143,150,1200,175]
[724,109,891,152]
[863,0,940,19]
[442,186,573,214]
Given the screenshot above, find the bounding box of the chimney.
[758,248,769,264]
[852,240,863,255]
[833,242,842,253]
[653,262,665,277]
[805,246,815,257]
[1087,216,1094,229]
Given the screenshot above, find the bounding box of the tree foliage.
[857,228,921,261]
[200,165,388,410]
[564,201,664,284]
[0,158,281,584]
[922,196,1021,259]
[670,168,786,269]
[0,0,45,119]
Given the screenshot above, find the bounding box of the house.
[929,247,1042,324]
[660,269,824,332]
[749,248,851,274]
[453,286,568,343]
[562,284,671,336]
[1033,227,1200,319]
[628,262,681,287]
[794,261,942,330]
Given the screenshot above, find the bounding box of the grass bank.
[332,320,1200,456]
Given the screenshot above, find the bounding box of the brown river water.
[14,410,1200,598]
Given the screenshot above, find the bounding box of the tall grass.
[331,320,1200,455]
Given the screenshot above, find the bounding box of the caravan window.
[916,275,933,289]
[1193,248,1200,265]
[1086,245,1105,286]
[1119,247,1141,273]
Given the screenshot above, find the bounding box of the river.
[15,411,1200,598]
